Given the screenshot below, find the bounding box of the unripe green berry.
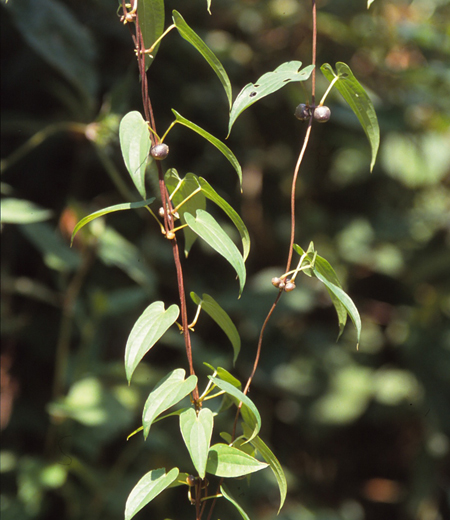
[150,143,169,160]
[294,103,311,121]
[313,106,331,123]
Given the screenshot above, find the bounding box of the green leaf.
[204,364,241,413]
[119,111,151,199]
[142,369,198,439]
[321,62,380,172]
[199,177,250,261]
[172,110,242,188]
[125,467,178,520]
[293,244,361,346]
[125,302,180,383]
[184,210,246,296]
[206,443,268,478]
[228,61,314,135]
[191,293,241,364]
[70,198,155,246]
[179,408,214,479]
[220,484,251,520]
[209,376,261,442]
[173,11,232,108]
[242,424,287,512]
[138,0,165,71]
[165,170,206,257]
[1,198,53,224]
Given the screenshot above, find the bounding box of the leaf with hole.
[321,62,379,172]
[125,467,178,520]
[172,110,242,188]
[125,301,180,383]
[119,111,151,199]
[142,369,198,439]
[180,407,214,479]
[185,210,246,296]
[206,443,268,477]
[138,0,165,70]
[173,10,232,108]
[228,61,314,135]
[191,292,241,364]
[209,376,260,442]
[70,198,155,246]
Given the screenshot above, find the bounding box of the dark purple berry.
[295,104,311,121]
[313,106,331,123]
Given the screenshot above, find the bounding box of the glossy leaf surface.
[125,302,180,383]
[229,61,314,134]
[184,210,246,296]
[191,292,241,364]
[172,110,242,187]
[138,0,165,70]
[125,467,178,520]
[142,369,197,439]
[179,407,214,479]
[321,62,379,172]
[209,376,260,441]
[173,10,232,108]
[70,198,155,246]
[119,111,151,199]
[206,443,268,477]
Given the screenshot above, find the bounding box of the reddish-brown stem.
[130,14,198,400]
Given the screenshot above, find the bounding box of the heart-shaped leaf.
[179,407,214,479]
[206,443,268,477]
[125,301,180,383]
[125,467,178,520]
[142,369,198,438]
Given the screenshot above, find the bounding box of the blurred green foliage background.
[1,0,449,519]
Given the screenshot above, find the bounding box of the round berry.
[150,143,169,160]
[313,106,331,123]
[284,281,296,292]
[295,104,311,121]
[272,277,282,288]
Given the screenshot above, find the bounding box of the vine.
[70,0,380,518]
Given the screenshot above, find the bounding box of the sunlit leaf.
[119,111,151,199]
[138,0,165,70]
[179,407,214,479]
[242,424,287,512]
[206,443,268,477]
[220,484,251,520]
[125,302,180,383]
[185,210,246,296]
[321,62,379,172]
[173,10,232,108]
[165,170,206,256]
[125,467,178,520]
[1,198,53,224]
[294,244,361,346]
[199,177,250,261]
[228,61,314,135]
[172,110,242,188]
[209,376,260,441]
[191,292,241,364]
[70,198,155,246]
[142,369,198,439]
